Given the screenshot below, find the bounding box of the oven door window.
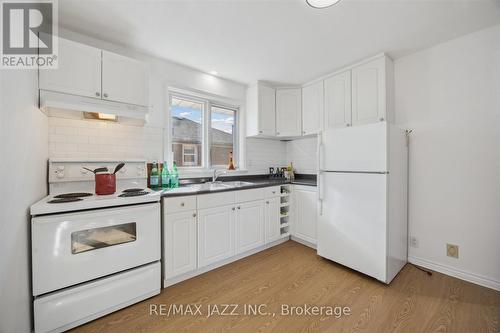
[71,223,137,254]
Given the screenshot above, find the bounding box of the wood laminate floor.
[71,241,500,333]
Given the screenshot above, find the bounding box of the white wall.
[286,136,317,174]
[0,70,49,332]
[395,24,500,290]
[49,29,285,175]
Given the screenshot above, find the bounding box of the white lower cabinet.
[164,210,197,280]
[198,205,236,268]
[265,197,281,243]
[293,186,318,245]
[235,201,265,254]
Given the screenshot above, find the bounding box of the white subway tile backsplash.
[286,136,317,174]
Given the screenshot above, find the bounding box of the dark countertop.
[160,174,316,198]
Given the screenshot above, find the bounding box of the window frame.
[168,90,239,170]
[181,144,198,166]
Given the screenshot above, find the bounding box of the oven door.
[32,203,160,296]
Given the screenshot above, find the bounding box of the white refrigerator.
[317,122,408,283]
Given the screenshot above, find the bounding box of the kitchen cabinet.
[39,37,149,107]
[265,197,280,243]
[351,56,387,126]
[164,210,197,279]
[324,70,351,129]
[198,205,235,268]
[102,51,149,106]
[39,38,102,99]
[246,83,276,137]
[276,88,302,137]
[293,186,317,245]
[235,201,265,254]
[301,81,323,135]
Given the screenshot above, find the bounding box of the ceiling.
[59,0,500,85]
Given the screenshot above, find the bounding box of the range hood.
[39,90,149,121]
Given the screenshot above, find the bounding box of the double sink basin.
[189,181,255,191]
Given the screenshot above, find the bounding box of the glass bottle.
[150,162,159,190]
[161,161,170,189]
[228,151,235,170]
[170,161,179,188]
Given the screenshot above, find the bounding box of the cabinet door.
[39,38,101,98]
[164,211,197,279]
[293,188,317,244]
[302,81,323,135]
[324,71,351,129]
[198,205,235,267]
[265,197,280,243]
[276,88,302,137]
[351,57,386,126]
[236,201,265,254]
[102,50,149,106]
[258,85,276,136]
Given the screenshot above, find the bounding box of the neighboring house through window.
[170,92,238,168]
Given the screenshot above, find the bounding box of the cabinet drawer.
[163,196,197,214]
[264,186,280,198]
[235,188,264,203]
[197,191,235,209]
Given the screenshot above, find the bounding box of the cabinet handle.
[232,207,235,211]
[379,117,384,122]
[180,202,185,207]
[259,130,263,134]
[346,123,351,127]
[266,201,269,204]
[95,92,100,97]
[103,93,109,98]
[272,191,276,194]
[237,206,241,209]
[192,213,197,217]
[276,132,280,135]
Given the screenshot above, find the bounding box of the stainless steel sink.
[221,181,254,187]
[190,182,232,191]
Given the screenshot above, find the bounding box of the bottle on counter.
[161,161,170,189]
[228,151,235,170]
[170,161,179,188]
[288,162,295,182]
[150,162,159,190]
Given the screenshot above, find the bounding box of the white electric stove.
[30,159,162,333]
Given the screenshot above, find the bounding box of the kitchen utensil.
[113,162,125,174]
[83,167,109,174]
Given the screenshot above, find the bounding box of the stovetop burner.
[122,188,145,193]
[54,192,93,199]
[48,198,84,204]
[118,191,149,197]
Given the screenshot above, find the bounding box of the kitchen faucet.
[212,169,227,182]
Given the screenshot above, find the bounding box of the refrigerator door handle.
[317,130,323,171]
[318,171,324,216]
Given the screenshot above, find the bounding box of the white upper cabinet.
[324,70,352,129]
[39,38,101,99]
[351,56,387,126]
[102,51,149,107]
[301,81,323,135]
[246,83,276,137]
[276,88,302,137]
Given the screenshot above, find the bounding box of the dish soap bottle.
[161,161,170,189]
[170,161,179,188]
[228,151,235,170]
[150,162,159,190]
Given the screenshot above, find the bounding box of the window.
[182,144,198,166]
[170,95,204,167]
[210,105,236,166]
[170,92,238,169]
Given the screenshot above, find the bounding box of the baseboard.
[164,237,289,288]
[290,236,316,249]
[408,255,500,291]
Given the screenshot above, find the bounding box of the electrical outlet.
[446,243,459,259]
[410,236,419,248]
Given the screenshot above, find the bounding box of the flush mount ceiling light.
[306,0,342,9]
